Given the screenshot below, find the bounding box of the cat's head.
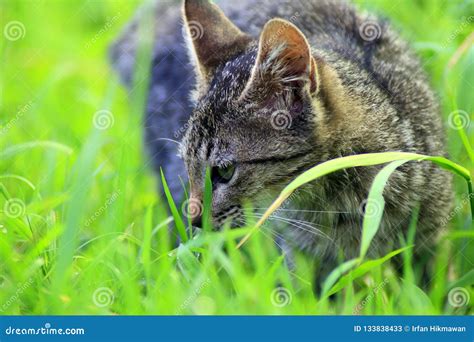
[180,0,323,228]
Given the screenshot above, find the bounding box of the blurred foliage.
[0,0,473,314]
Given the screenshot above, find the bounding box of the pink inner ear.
[279,46,309,77]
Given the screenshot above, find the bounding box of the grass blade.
[160,169,188,242]
[1,141,73,159]
[320,258,360,298]
[237,152,473,248]
[359,160,409,259]
[325,247,411,297]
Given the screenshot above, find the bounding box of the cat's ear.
[183,0,251,85]
[241,19,318,101]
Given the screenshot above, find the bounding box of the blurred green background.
[0,0,473,315]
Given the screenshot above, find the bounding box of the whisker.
[247,213,333,242]
[249,212,329,230]
[235,217,286,249]
[150,137,182,145]
[253,207,352,214]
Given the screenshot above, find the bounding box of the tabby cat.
[112,0,453,286]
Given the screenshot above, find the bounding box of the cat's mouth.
[190,205,243,232]
[214,205,243,229]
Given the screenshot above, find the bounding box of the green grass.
[1,0,473,315]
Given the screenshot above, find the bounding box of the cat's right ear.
[183,0,251,88]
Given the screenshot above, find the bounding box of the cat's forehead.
[201,49,257,114]
[183,49,258,162]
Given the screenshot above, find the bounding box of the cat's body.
[112,0,452,284]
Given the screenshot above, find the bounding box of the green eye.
[212,164,236,184]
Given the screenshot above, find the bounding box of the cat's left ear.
[183,0,252,86]
[241,19,318,100]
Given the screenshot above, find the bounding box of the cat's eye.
[212,164,236,184]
